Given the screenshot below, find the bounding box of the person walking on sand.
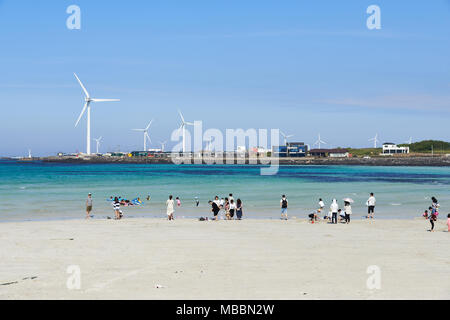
[280,195,288,220]
[344,201,352,224]
[330,199,339,224]
[166,195,175,220]
[366,193,376,219]
[236,199,243,220]
[85,193,93,219]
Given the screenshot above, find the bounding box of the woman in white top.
[344,201,352,224]
[166,195,175,220]
[229,199,236,219]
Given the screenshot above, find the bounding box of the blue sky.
[0,0,449,156]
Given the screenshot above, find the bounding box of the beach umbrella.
[343,198,354,203]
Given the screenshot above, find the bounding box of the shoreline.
[3,156,450,166]
[0,214,435,224]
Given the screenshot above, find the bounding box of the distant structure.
[314,134,327,149]
[309,148,349,158]
[272,142,308,157]
[382,143,409,155]
[369,133,380,148]
[93,136,102,154]
[132,119,153,151]
[177,110,194,153]
[73,73,120,155]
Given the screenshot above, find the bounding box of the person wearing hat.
[86,193,93,219]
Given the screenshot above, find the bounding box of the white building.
[382,143,409,155]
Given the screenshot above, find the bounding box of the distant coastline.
[4,155,450,166]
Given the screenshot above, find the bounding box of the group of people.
[422,196,449,232]
[281,193,376,224]
[85,192,449,231]
[208,194,243,220]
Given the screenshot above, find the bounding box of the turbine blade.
[185,122,194,126]
[131,129,145,131]
[91,99,120,102]
[178,110,185,123]
[145,119,154,131]
[75,102,88,127]
[74,73,90,98]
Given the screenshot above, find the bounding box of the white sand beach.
[0,218,449,300]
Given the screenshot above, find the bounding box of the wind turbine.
[369,133,380,148]
[74,73,120,155]
[405,137,413,145]
[28,149,32,159]
[159,141,167,152]
[280,131,294,146]
[178,110,194,153]
[205,137,213,151]
[93,136,103,154]
[132,119,153,151]
[314,133,327,149]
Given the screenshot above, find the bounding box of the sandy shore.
[0,217,448,300]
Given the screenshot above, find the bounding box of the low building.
[382,143,409,155]
[272,142,308,157]
[309,148,349,158]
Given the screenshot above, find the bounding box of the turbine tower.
[280,131,294,146]
[405,137,413,144]
[159,141,167,152]
[314,133,327,149]
[28,149,32,159]
[74,73,120,155]
[178,110,194,153]
[369,133,380,148]
[205,137,213,151]
[93,136,103,154]
[132,119,153,151]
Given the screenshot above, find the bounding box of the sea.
[0,160,449,222]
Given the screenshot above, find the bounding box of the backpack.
[282,199,288,208]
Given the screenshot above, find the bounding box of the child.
[447,214,450,232]
[422,210,428,218]
[176,197,181,207]
[338,209,345,222]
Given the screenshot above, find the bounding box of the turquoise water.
[0,160,449,222]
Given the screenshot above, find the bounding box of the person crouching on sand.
[166,195,175,220]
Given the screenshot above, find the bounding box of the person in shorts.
[366,193,376,219]
[86,193,93,219]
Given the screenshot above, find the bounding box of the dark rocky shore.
[33,155,450,166]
